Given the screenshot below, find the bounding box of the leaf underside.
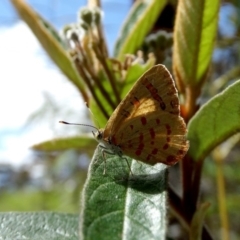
[188,79,240,161]
[173,0,219,86]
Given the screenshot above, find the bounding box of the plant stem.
[74,57,109,120]
[185,85,200,122]
[181,154,195,220]
[169,187,213,240]
[213,148,230,240]
[83,60,117,110]
[75,38,117,111]
[92,43,121,104]
[191,158,204,210]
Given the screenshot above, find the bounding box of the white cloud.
[0,21,87,166]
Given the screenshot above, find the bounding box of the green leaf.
[173,0,220,86]
[80,147,167,240]
[187,80,240,161]
[32,135,97,153]
[11,0,88,100]
[189,202,211,240]
[0,212,78,240]
[114,0,167,60]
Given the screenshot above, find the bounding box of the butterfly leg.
[93,145,106,174]
[98,145,133,175]
[121,156,133,176]
[98,145,113,175]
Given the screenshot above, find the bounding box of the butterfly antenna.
[59,121,99,131]
[85,102,101,129]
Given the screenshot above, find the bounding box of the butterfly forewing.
[104,65,179,134]
[102,64,188,165]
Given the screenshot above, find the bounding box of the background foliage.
[1,0,240,239]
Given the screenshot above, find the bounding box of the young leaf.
[114,0,167,60]
[173,0,220,86]
[187,79,240,161]
[80,147,167,240]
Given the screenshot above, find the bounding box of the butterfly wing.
[112,112,188,165]
[103,64,188,165]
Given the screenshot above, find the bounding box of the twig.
[83,59,117,110]
[93,43,121,103]
[168,186,213,240]
[74,36,117,111]
[73,57,109,120]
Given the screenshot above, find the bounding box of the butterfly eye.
[97,131,103,140]
[93,130,103,141]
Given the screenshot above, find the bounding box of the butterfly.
[92,64,189,172]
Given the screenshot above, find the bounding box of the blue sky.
[0,0,131,166]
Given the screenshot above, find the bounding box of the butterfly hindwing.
[112,112,188,165]
[101,64,188,165]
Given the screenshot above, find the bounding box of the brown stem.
[74,82,89,104]
[181,154,195,220]
[168,186,213,240]
[181,84,202,219]
[93,43,121,104]
[185,85,201,122]
[83,60,117,110]
[74,57,109,120]
[75,39,117,111]
[191,158,204,209]
[96,24,109,57]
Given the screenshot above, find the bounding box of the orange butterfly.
[93,64,189,172]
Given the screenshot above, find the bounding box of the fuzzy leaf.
[80,146,167,240]
[0,212,78,240]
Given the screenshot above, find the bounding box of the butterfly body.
[94,64,189,167]
[94,129,123,157]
